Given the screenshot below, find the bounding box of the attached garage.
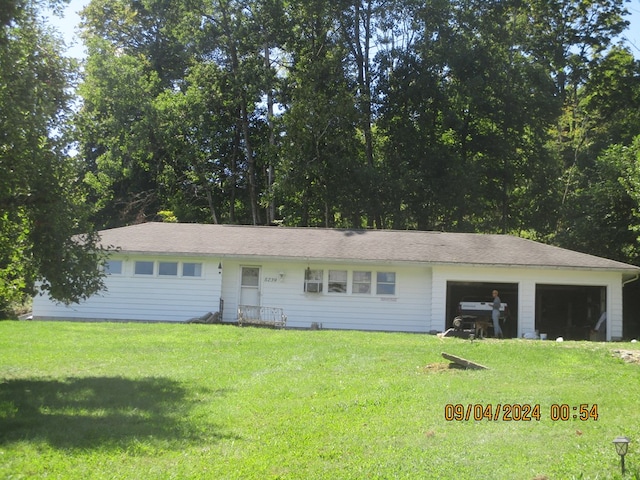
[433,262,634,340]
[446,282,611,340]
[535,285,605,341]
[446,281,519,338]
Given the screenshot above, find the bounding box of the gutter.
[623,274,640,286]
[106,250,640,273]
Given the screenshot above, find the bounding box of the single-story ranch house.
[33,222,640,340]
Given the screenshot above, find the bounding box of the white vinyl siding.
[33,252,627,339]
[33,256,221,322]
[218,261,430,332]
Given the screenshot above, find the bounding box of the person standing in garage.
[492,289,504,338]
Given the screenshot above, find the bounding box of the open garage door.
[446,282,518,338]
[535,285,605,341]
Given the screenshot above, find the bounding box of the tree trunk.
[352,0,380,228]
[239,96,260,225]
[265,44,276,224]
[205,187,219,224]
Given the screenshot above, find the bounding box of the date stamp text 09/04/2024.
[444,404,599,422]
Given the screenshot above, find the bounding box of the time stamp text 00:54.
[444,403,599,422]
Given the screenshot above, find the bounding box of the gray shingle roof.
[98,222,640,272]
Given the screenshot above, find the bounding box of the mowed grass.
[1,322,640,479]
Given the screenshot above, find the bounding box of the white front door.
[240,266,261,306]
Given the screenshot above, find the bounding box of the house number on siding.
[265,277,278,283]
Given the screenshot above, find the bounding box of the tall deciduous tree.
[338,0,384,227]
[77,0,195,227]
[153,61,241,224]
[0,0,106,315]
[554,47,640,258]
[79,0,284,226]
[377,0,561,232]
[277,0,363,227]
[528,0,631,237]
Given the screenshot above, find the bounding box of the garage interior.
[446,282,607,340]
[446,282,518,338]
[535,285,605,341]
[623,279,640,339]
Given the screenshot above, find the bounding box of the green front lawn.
[1,321,639,479]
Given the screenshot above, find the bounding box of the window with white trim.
[328,270,347,293]
[105,260,123,275]
[352,271,372,294]
[376,272,396,295]
[159,261,178,276]
[304,269,323,293]
[134,261,154,275]
[182,262,202,277]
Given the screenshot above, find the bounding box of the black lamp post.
[613,436,630,475]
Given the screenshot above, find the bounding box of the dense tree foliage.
[5,0,640,313]
[0,0,107,315]
[554,46,640,263]
[76,0,639,244]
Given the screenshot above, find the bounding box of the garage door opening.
[535,285,605,341]
[447,282,518,338]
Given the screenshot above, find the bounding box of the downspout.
[623,274,639,286]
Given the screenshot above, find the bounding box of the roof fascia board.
[112,250,640,272]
